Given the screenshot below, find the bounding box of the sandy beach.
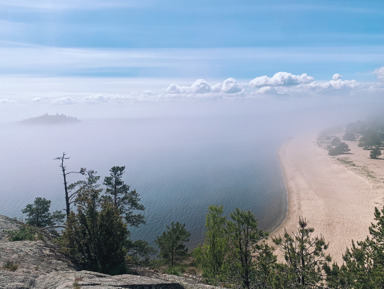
[272,133,384,264]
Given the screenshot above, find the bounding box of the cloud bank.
[250,72,314,87]
[162,70,382,101]
[162,72,369,100]
[166,78,243,97]
[0,68,383,107]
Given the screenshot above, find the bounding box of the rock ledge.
[0,216,221,289]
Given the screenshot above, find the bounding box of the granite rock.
[0,216,224,289]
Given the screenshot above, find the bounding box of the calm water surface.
[0,116,287,247]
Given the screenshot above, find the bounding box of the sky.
[0,0,383,118]
[1,0,383,241]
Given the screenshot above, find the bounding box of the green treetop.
[22,197,65,228]
[103,166,145,227]
[156,221,191,267]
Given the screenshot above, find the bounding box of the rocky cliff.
[0,216,222,289]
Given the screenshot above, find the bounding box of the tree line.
[343,119,383,159]
[13,152,384,288]
[322,118,383,158]
[194,205,384,288]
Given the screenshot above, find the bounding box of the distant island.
[20,113,81,125]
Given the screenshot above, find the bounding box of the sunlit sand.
[272,133,384,264]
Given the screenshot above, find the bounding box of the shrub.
[3,260,18,271]
[5,225,36,241]
[22,197,65,228]
[328,142,350,156]
[370,146,382,159]
[165,265,185,276]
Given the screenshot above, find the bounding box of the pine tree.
[370,146,382,159]
[226,208,269,289]
[273,217,331,288]
[22,197,65,228]
[156,221,191,267]
[335,207,384,288]
[62,170,129,274]
[103,166,145,227]
[252,242,280,288]
[198,205,228,283]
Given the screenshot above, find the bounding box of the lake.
[0,103,293,247]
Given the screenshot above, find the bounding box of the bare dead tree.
[55,152,86,217]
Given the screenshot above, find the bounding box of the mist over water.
[0,99,379,247]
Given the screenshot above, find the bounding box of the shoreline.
[272,133,384,264]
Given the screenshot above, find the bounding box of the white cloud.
[249,72,314,87]
[221,78,242,94]
[163,74,371,99]
[332,73,342,81]
[0,71,380,106]
[249,76,270,87]
[255,86,279,95]
[0,98,15,104]
[84,94,133,104]
[85,94,112,103]
[247,71,370,98]
[166,84,182,94]
[329,79,357,90]
[191,79,211,94]
[164,78,244,98]
[211,83,223,93]
[166,79,213,96]
[52,97,76,105]
[375,66,384,82]
[307,74,358,91]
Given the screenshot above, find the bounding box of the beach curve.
[272,133,384,264]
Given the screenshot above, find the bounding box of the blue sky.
[0,0,383,107]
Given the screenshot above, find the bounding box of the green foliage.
[156,221,191,267]
[22,197,65,228]
[330,136,342,147]
[195,207,280,288]
[226,208,270,289]
[59,166,149,275]
[5,224,36,241]
[273,217,331,288]
[343,131,356,141]
[359,129,382,149]
[332,207,384,288]
[328,142,350,156]
[127,239,157,265]
[62,170,129,274]
[370,146,382,159]
[165,265,185,276]
[197,205,229,283]
[3,260,18,271]
[346,121,367,136]
[103,166,145,227]
[252,242,281,288]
